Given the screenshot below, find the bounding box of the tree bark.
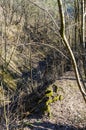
[81,0,86,78]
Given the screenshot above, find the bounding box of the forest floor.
[0,71,86,130]
[22,71,86,130]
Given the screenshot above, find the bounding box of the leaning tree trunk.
[57,0,86,102]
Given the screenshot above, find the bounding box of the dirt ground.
[0,71,86,130]
[22,71,86,130]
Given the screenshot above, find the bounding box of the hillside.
[0,0,86,130]
[0,71,86,130]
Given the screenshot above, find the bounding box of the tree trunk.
[57,0,86,102]
[81,0,86,78]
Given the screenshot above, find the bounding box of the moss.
[0,70,17,90]
[52,95,59,102]
[45,89,53,97]
[42,84,64,116]
[28,84,64,116]
[59,95,64,100]
[43,103,51,117]
[46,97,53,105]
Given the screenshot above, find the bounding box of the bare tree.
[57,0,86,102]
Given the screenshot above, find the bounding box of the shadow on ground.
[23,120,86,130]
